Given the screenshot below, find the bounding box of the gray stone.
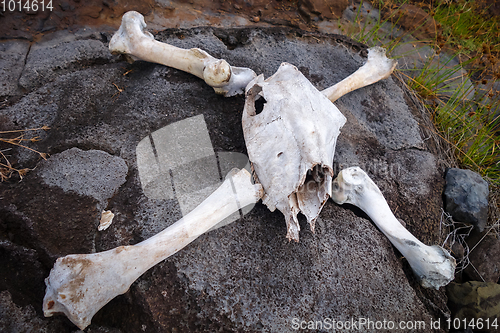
[464,231,500,283]
[0,288,127,332]
[0,147,128,258]
[446,281,500,322]
[37,147,128,210]
[0,290,52,333]
[0,40,31,98]
[473,80,500,130]
[335,74,424,150]
[473,80,500,106]
[393,43,435,72]
[19,37,113,92]
[342,1,382,23]
[0,27,450,332]
[396,48,475,101]
[431,54,475,101]
[444,168,489,231]
[387,150,438,203]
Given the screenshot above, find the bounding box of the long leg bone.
[331,167,456,289]
[43,168,263,330]
[322,47,397,103]
[109,11,257,97]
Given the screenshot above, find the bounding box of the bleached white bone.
[109,11,256,97]
[43,168,263,330]
[242,63,346,242]
[331,167,456,289]
[322,47,397,103]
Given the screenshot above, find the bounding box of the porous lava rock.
[0,26,450,332]
[444,168,489,232]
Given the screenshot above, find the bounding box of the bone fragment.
[109,11,257,97]
[43,168,263,330]
[331,167,456,289]
[322,47,397,103]
[242,63,346,242]
[98,210,114,231]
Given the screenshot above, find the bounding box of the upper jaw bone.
[322,47,397,103]
[109,11,257,97]
[43,168,263,330]
[331,167,456,289]
[242,63,346,242]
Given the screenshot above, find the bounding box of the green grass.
[432,0,500,55]
[345,0,500,188]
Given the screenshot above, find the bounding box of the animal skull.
[109,11,397,240]
[242,63,346,241]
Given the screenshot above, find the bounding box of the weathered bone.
[109,12,397,242]
[43,168,263,330]
[331,167,456,289]
[242,63,347,242]
[44,16,405,329]
[109,11,256,97]
[322,47,397,103]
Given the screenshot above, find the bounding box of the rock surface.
[444,168,489,232]
[0,41,31,99]
[464,231,500,283]
[447,281,500,322]
[19,32,114,92]
[0,26,450,331]
[37,147,128,211]
[299,0,348,21]
[383,4,439,41]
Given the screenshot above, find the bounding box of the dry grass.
[0,126,49,181]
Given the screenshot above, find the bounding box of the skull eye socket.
[254,95,267,115]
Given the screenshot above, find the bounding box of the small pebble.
[253,16,260,23]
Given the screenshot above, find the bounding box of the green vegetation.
[345,0,500,190]
[432,1,500,55]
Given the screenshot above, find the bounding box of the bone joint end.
[331,167,456,289]
[322,47,397,103]
[43,168,262,330]
[109,11,257,97]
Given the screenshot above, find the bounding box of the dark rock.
[451,241,465,261]
[299,0,349,20]
[0,290,52,332]
[37,147,128,211]
[19,35,114,92]
[0,289,127,332]
[0,148,128,258]
[0,27,450,331]
[0,40,31,98]
[383,4,439,41]
[464,231,500,283]
[0,240,46,308]
[81,5,104,19]
[447,281,500,323]
[444,168,489,231]
[59,2,72,11]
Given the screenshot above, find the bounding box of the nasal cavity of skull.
[254,95,267,115]
[307,165,325,183]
